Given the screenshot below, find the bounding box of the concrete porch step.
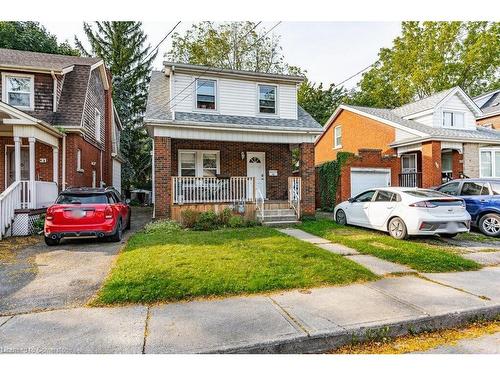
[263,220,301,227]
[260,215,298,222]
[261,209,296,216]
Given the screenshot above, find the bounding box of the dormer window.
[2,73,34,110]
[258,84,277,114]
[196,79,216,110]
[443,111,464,128]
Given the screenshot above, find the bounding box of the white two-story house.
[144,62,323,223]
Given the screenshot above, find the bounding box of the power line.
[141,21,181,65]
[333,61,376,88]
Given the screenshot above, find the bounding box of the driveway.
[0,207,152,316]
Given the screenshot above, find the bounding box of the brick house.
[474,88,500,130]
[315,87,500,203]
[0,48,124,237]
[145,62,322,223]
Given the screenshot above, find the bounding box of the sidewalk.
[1,267,499,353]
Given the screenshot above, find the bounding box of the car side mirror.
[348,198,355,203]
[125,199,131,204]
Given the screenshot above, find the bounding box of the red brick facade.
[64,133,103,188]
[299,143,315,216]
[421,141,442,188]
[154,137,172,218]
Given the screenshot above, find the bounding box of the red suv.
[44,187,131,246]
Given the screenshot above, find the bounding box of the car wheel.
[44,236,60,246]
[439,233,458,238]
[109,219,123,242]
[335,209,347,225]
[388,217,409,240]
[478,213,500,237]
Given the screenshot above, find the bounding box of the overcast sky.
[43,21,401,88]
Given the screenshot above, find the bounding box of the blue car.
[436,179,500,237]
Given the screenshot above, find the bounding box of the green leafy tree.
[298,80,347,125]
[350,21,500,108]
[76,22,156,191]
[0,21,79,55]
[167,21,295,74]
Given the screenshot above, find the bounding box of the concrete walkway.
[1,267,499,353]
[279,228,413,275]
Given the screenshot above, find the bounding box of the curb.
[205,304,500,354]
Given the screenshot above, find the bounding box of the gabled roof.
[474,89,500,118]
[0,48,101,73]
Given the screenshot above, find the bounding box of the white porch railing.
[288,177,302,219]
[172,176,256,204]
[0,181,22,239]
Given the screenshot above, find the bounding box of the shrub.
[32,214,45,234]
[245,219,260,227]
[181,209,200,228]
[144,219,181,234]
[193,210,219,231]
[218,208,232,226]
[228,215,245,228]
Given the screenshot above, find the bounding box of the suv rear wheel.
[109,219,123,242]
[44,236,60,246]
[479,213,500,237]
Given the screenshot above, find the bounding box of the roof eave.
[390,135,500,148]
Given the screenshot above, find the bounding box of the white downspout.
[151,142,155,219]
[62,134,66,190]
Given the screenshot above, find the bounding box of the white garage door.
[350,168,391,197]
[112,159,122,194]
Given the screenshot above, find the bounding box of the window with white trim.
[2,73,34,110]
[202,152,218,177]
[76,149,83,172]
[334,126,342,148]
[95,108,101,142]
[258,84,277,114]
[179,152,196,176]
[196,79,216,110]
[480,149,500,178]
[178,150,220,177]
[443,111,464,128]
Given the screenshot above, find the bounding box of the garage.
[350,168,391,197]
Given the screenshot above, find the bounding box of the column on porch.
[299,142,315,216]
[13,136,22,182]
[421,141,442,188]
[52,146,59,184]
[154,136,172,218]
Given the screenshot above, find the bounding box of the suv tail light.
[105,205,113,219]
[46,207,54,221]
[409,200,437,208]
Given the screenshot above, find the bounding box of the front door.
[247,152,266,199]
[401,153,417,173]
[6,147,30,187]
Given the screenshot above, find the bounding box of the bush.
[228,215,245,228]
[181,209,200,228]
[218,208,232,226]
[32,214,45,234]
[193,210,219,231]
[144,219,181,234]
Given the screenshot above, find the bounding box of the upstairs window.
[196,79,216,110]
[334,126,342,148]
[95,109,101,142]
[443,111,464,128]
[2,73,34,110]
[258,85,277,114]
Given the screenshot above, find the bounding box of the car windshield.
[403,190,450,198]
[56,193,109,204]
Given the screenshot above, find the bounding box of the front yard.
[297,219,481,273]
[94,225,376,305]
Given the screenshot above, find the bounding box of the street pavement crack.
[142,306,151,354]
[268,297,310,336]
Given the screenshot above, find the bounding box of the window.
[76,149,83,172]
[179,152,196,176]
[401,154,417,173]
[353,190,375,202]
[95,109,101,142]
[441,152,452,172]
[258,85,277,114]
[461,182,489,196]
[2,73,34,110]
[202,152,218,177]
[56,193,108,204]
[437,182,460,196]
[491,182,500,195]
[334,126,342,148]
[196,79,216,110]
[480,149,500,178]
[374,190,399,202]
[443,111,465,128]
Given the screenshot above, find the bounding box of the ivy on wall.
[317,152,353,211]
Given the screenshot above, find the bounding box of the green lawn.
[297,219,481,273]
[94,226,377,305]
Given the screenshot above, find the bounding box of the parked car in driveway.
[334,187,470,240]
[44,187,131,246]
[436,179,500,237]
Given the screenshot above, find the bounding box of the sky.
[42,21,401,89]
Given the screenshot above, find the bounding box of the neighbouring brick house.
[315,86,500,203]
[0,48,124,237]
[474,88,500,130]
[145,62,322,224]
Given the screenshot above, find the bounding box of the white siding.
[395,127,416,141]
[170,73,298,120]
[412,113,433,127]
[112,159,122,193]
[434,93,477,130]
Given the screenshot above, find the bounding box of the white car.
[334,187,471,240]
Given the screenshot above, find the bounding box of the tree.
[350,21,500,108]
[167,21,295,74]
[75,22,156,191]
[297,80,347,125]
[0,21,79,56]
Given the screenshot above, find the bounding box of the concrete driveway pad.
[345,255,413,275]
[278,229,331,244]
[369,276,491,315]
[145,296,304,353]
[272,284,424,334]
[0,307,147,353]
[422,267,500,302]
[462,251,500,266]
